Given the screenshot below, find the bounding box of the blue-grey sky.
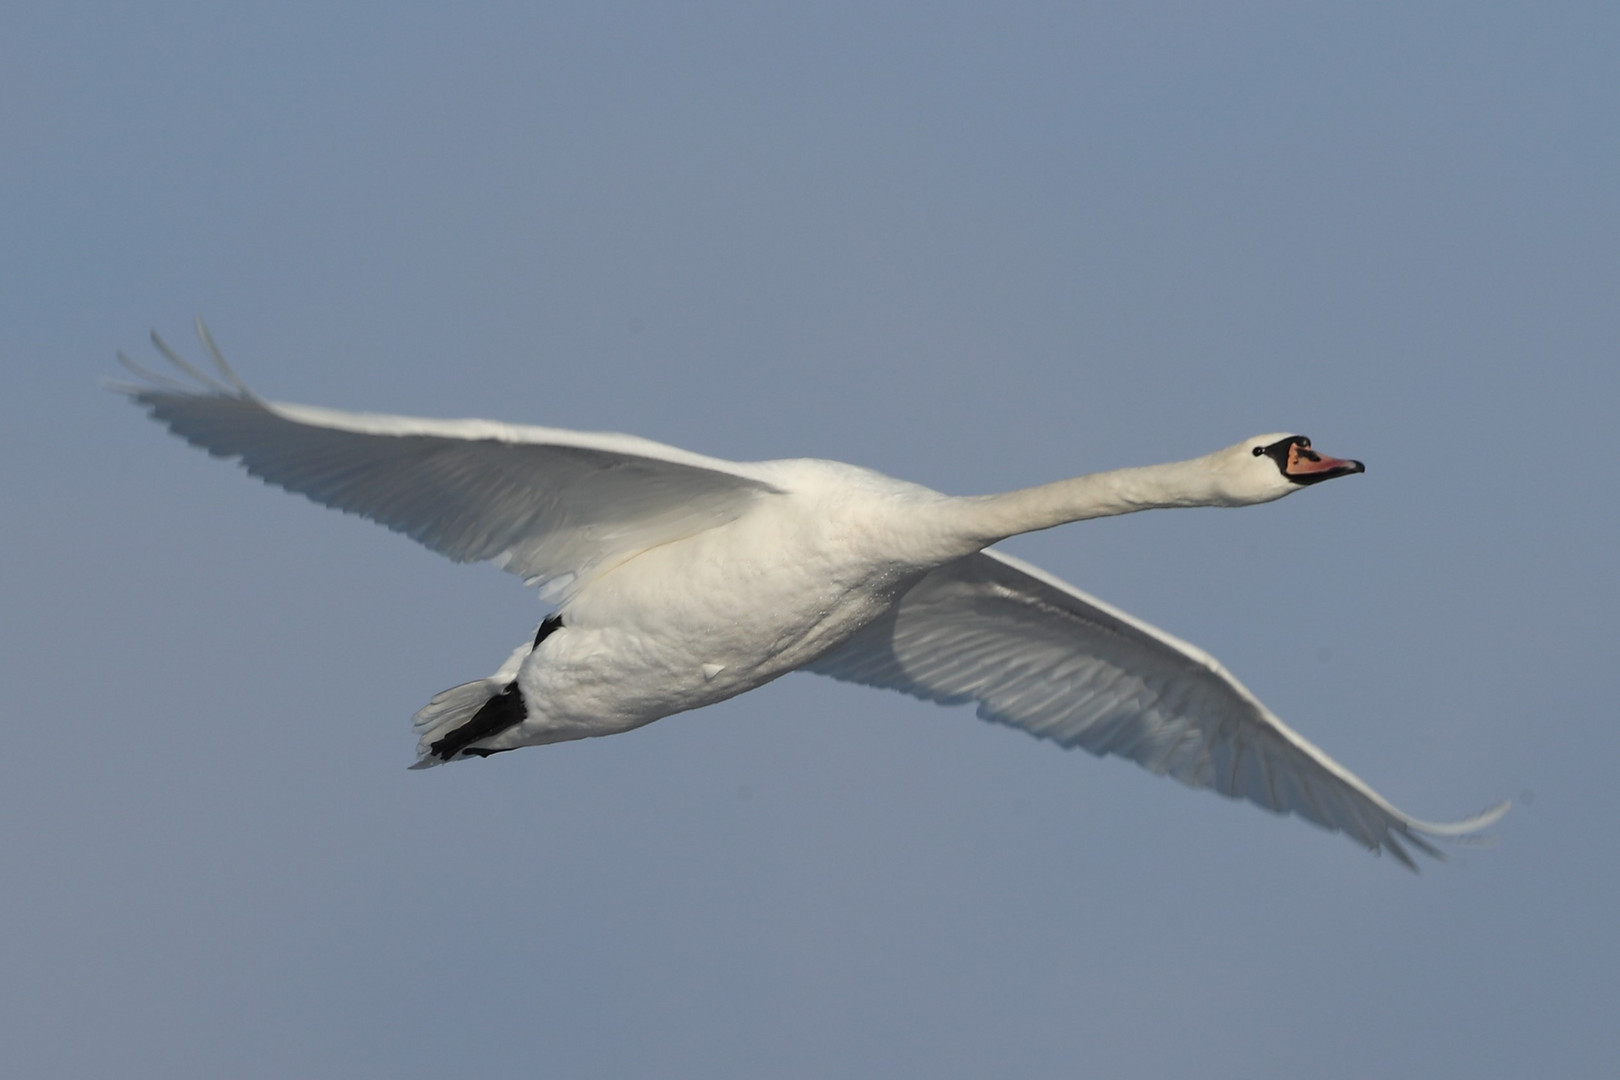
[5,3,1616,1077]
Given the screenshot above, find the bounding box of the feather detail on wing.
[117,322,784,599]
[807,549,1508,867]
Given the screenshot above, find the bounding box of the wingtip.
[193,316,256,397]
[1409,798,1512,839]
[112,348,193,394]
[120,320,260,399]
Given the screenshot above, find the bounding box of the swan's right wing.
[808,549,1507,867]
[117,324,784,599]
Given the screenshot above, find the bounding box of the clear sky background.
[4,3,1616,1077]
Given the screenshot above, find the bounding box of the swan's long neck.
[947,453,1240,548]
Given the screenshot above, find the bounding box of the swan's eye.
[1252,446,1264,456]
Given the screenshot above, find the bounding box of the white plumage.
[119,322,1507,868]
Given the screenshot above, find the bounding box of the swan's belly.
[510,501,925,742]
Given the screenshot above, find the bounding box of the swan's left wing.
[807,549,1507,867]
[116,324,783,599]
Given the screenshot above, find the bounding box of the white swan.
[118,323,1507,867]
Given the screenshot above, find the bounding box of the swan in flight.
[118,323,1506,867]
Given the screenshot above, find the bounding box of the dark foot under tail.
[428,680,527,760]
[409,616,564,767]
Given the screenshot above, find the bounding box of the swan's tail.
[408,678,510,767]
[408,640,534,768]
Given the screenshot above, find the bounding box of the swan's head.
[1210,433,1365,504]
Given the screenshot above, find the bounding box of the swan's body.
[477,457,958,748]
[119,324,1507,867]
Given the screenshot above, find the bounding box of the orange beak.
[1285,441,1365,485]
